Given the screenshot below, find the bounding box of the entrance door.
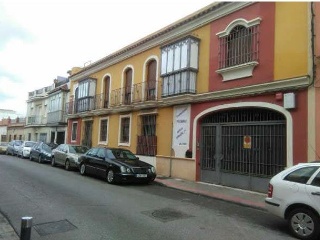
[82,121,93,148]
[200,108,286,192]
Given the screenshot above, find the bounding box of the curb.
[154,178,266,211]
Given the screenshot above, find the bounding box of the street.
[0,155,294,240]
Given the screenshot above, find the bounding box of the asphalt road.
[0,154,295,240]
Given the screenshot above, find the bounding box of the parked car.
[78,147,156,184]
[6,140,23,156]
[0,142,8,154]
[29,142,52,163]
[52,144,89,171]
[265,162,320,240]
[17,141,37,158]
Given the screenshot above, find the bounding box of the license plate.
[136,174,147,178]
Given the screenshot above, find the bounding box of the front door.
[200,108,286,192]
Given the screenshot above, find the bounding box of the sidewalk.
[0,213,19,240]
[154,177,266,210]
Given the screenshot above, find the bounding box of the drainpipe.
[169,121,173,177]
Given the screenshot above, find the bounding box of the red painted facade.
[209,2,275,91]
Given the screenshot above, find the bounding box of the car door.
[55,145,65,165]
[306,168,320,213]
[83,148,99,175]
[95,148,107,177]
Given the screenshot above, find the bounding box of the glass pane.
[162,77,169,96]
[168,75,175,95]
[167,47,174,73]
[190,41,199,69]
[174,45,181,71]
[181,42,188,69]
[161,50,167,75]
[175,73,181,94]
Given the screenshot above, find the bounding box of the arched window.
[146,60,157,100]
[227,25,253,67]
[104,76,110,108]
[124,68,132,105]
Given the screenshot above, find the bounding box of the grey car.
[51,144,89,171]
[6,140,23,156]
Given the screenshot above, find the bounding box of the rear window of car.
[25,142,36,147]
[284,166,319,184]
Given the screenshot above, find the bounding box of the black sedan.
[29,142,53,163]
[78,147,156,184]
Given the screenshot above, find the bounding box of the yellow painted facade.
[274,2,309,80]
[70,24,211,157]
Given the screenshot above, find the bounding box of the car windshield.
[15,141,23,146]
[109,149,137,160]
[25,142,36,147]
[0,142,8,146]
[70,146,89,154]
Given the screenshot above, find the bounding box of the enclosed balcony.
[47,110,66,124]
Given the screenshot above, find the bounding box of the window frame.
[71,121,78,142]
[118,114,131,146]
[98,117,109,145]
[216,17,261,81]
[160,36,199,97]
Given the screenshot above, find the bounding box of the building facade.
[25,77,69,144]
[65,2,318,192]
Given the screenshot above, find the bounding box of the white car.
[265,162,320,240]
[17,141,37,158]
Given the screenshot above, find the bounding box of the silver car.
[51,144,89,171]
[17,141,37,158]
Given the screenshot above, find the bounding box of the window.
[119,115,131,145]
[76,78,96,112]
[136,115,157,156]
[99,118,108,143]
[71,122,78,142]
[124,69,132,105]
[146,60,157,101]
[311,172,320,187]
[104,76,110,108]
[161,36,199,97]
[216,18,261,81]
[284,167,319,184]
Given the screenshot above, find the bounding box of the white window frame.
[118,114,132,146]
[98,117,109,145]
[71,121,78,142]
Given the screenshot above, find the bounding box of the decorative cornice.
[70,2,254,81]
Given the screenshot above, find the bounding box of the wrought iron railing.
[27,115,46,125]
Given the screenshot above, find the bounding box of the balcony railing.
[27,115,46,125]
[47,110,66,124]
[65,81,161,114]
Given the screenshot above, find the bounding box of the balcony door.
[146,60,156,101]
[124,69,132,105]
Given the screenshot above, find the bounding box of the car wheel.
[51,157,55,167]
[288,208,320,240]
[65,160,70,171]
[38,155,43,164]
[106,169,116,184]
[80,164,86,175]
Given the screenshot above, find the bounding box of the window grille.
[120,117,130,143]
[136,115,157,156]
[218,25,259,69]
[100,119,108,142]
[71,122,78,141]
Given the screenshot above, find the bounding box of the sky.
[0,0,215,116]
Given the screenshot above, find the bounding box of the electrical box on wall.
[283,93,295,109]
